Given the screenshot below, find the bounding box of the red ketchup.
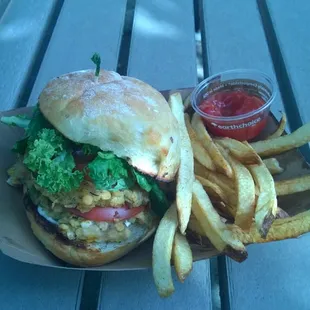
[199,90,267,141]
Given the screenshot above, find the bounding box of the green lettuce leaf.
[26,106,52,140]
[12,137,28,155]
[87,152,135,191]
[36,154,83,193]
[149,182,170,217]
[5,105,53,156]
[132,169,169,217]
[81,144,101,155]
[0,115,30,129]
[132,169,153,192]
[23,128,84,193]
[87,152,170,216]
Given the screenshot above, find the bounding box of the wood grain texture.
[0,0,58,110]
[201,1,310,309]
[127,0,197,90]
[0,254,83,310]
[28,0,127,106]
[0,2,88,309]
[99,261,212,310]
[266,0,310,124]
[224,234,310,310]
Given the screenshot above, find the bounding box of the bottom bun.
[25,203,157,267]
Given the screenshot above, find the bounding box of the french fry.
[152,203,178,298]
[169,93,194,234]
[192,179,248,262]
[230,209,310,244]
[213,201,236,220]
[194,160,235,193]
[248,162,278,238]
[188,207,290,245]
[191,113,233,178]
[263,158,284,175]
[276,207,289,219]
[215,137,260,165]
[275,175,310,196]
[158,133,181,181]
[221,147,256,231]
[172,232,193,283]
[195,175,229,204]
[251,122,310,157]
[267,113,287,139]
[184,113,216,171]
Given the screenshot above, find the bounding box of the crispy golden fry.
[230,209,310,244]
[251,122,310,157]
[275,175,310,196]
[263,158,284,175]
[152,203,178,298]
[222,149,256,231]
[191,113,233,178]
[188,207,290,243]
[276,207,289,219]
[215,137,260,165]
[188,213,206,237]
[192,179,247,262]
[213,201,236,220]
[248,162,278,238]
[184,114,216,171]
[169,93,194,234]
[268,113,287,139]
[195,175,229,204]
[194,160,235,192]
[158,133,181,181]
[172,232,193,283]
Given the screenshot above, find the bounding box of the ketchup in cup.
[191,69,277,141]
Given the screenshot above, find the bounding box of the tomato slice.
[70,204,146,222]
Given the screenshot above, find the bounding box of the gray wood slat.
[127,0,197,91]
[0,0,58,111]
[0,255,84,310]
[0,1,86,309]
[28,0,127,106]
[202,1,310,309]
[99,261,211,310]
[99,1,213,309]
[266,0,310,124]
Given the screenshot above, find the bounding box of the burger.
[2,64,181,266]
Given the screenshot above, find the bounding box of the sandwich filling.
[3,106,170,244]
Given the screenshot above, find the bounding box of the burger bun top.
[38,69,180,181]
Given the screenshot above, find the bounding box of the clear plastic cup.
[191,69,277,141]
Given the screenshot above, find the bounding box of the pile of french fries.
[152,92,310,297]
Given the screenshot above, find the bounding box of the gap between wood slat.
[79,272,102,310]
[0,0,10,21]
[195,1,221,309]
[218,256,231,310]
[197,0,209,78]
[77,0,131,308]
[117,0,136,75]
[74,272,86,310]
[17,0,64,108]
[257,0,310,160]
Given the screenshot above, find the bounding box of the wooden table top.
[1,0,310,309]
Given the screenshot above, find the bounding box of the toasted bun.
[25,206,157,267]
[38,69,180,181]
